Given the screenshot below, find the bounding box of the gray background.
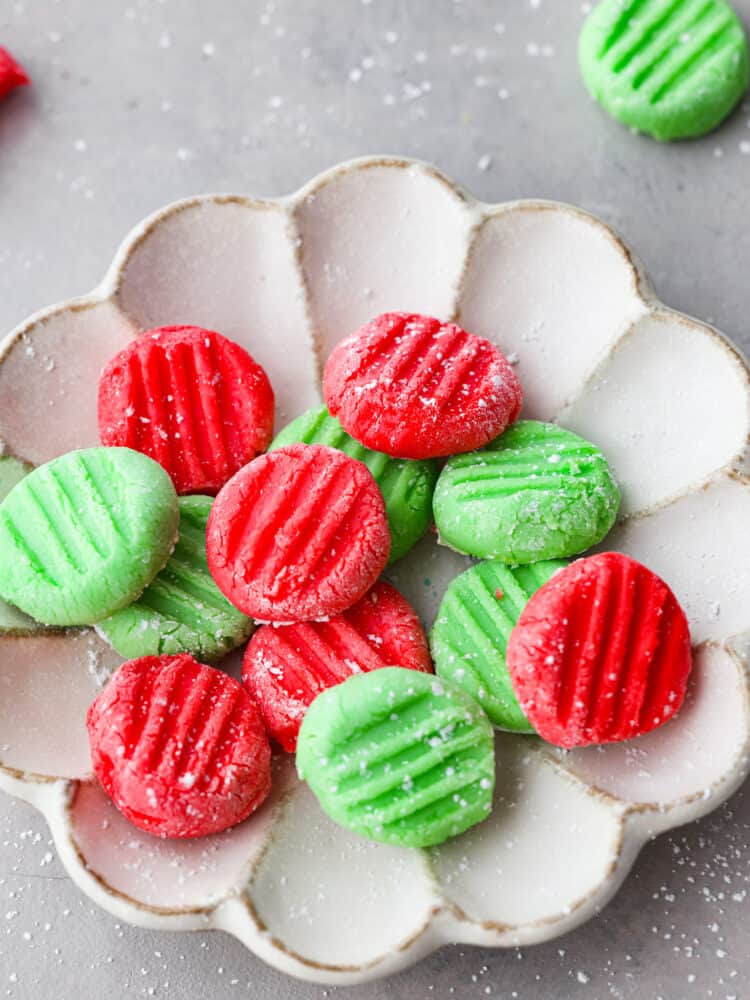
[1,1,750,997]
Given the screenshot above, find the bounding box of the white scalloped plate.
[2,156,750,985]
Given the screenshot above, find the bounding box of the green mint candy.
[0,447,179,626]
[0,455,42,634]
[433,421,620,564]
[297,667,496,848]
[98,495,253,662]
[579,0,749,141]
[431,559,567,732]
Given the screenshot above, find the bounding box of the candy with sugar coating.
[433,421,620,563]
[431,559,567,732]
[87,653,271,838]
[507,552,692,748]
[0,456,38,635]
[98,495,253,662]
[0,48,30,102]
[579,0,749,141]
[0,447,179,626]
[323,312,522,460]
[243,580,432,751]
[270,406,437,563]
[98,326,274,495]
[297,667,495,848]
[207,443,390,622]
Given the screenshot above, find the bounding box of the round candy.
[0,48,30,102]
[0,447,179,626]
[297,667,495,848]
[97,495,253,662]
[507,552,692,748]
[98,325,275,496]
[323,312,522,460]
[87,653,272,838]
[0,456,39,635]
[431,559,567,732]
[243,580,432,751]
[433,420,620,564]
[579,0,749,141]
[270,406,438,563]
[207,443,390,622]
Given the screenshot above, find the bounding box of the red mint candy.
[206,443,390,623]
[0,48,30,101]
[98,326,274,495]
[243,580,432,751]
[86,654,271,838]
[507,553,692,749]
[323,312,522,460]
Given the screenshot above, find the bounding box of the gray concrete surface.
[2,1,750,997]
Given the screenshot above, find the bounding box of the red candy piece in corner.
[0,48,30,102]
[86,654,271,838]
[243,580,432,751]
[323,312,523,460]
[507,553,692,749]
[207,443,390,623]
[98,326,274,495]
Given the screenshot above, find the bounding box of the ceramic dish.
[1,156,750,985]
